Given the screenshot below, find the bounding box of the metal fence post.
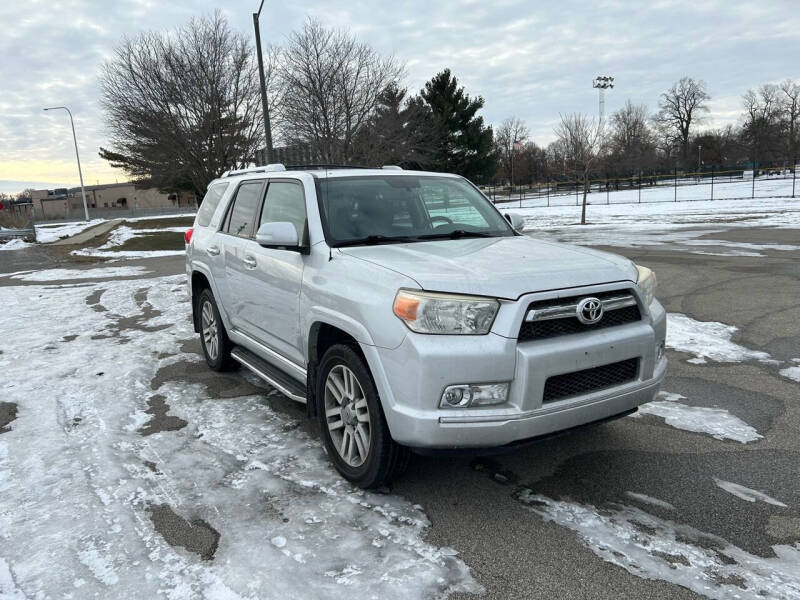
[752,163,756,199]
[547,180,550,207]
[575,179,579,206]
[606,174,610,204]
[638,172,642,203]
[711,166,714,201]
[793,158,796,198]
[674,168,677,202]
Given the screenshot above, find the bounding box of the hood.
[339,235,637,299]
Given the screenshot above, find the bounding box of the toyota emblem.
[576,297,604,325]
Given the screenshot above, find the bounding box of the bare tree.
[656,77,710,168]
[742,84,782,170]
[493,117,529,182]
[99,12,264,196]
[277,19,403,162]
[608,101,657,175]
[554,113,604,225]
[779,79,800,163]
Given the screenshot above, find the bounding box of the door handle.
[243,256,257,269]
[207,246,220,256]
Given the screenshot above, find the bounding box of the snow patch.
[0,238,32,251]
[36,219,106,243]
[779,360,800,383]
[624,492,675,511]
[713,479,788,508]
[632,391,762,443]
[518,491,800,600]
[666,313,772,364]
[8,266,148,281]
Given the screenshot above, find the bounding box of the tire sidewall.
[198,289,226,370]
[316,345,389,486]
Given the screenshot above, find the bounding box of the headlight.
[636,265,657,306]
[393,289,499,334]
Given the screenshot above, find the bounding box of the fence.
[485,164,799,208]
[35,205,198,225]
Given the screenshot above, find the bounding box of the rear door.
[218,180,266,326]
[236,179,308,365]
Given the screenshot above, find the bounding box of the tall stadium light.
[43,106,89,221]
[592,75,614,130]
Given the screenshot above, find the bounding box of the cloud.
[1,0,799,194]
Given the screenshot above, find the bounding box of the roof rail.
[221,164,286,177]
[284,164,372,171]
[381,165,403,170]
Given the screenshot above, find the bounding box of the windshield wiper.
[417,229,498,240]
[334,234,419,248]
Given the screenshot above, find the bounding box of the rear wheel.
[197,288,238,372]
[317,344,408,488]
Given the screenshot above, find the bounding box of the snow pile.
[518,491,800,600]
[35,219,106,243]
[624,492,676,511]
[779,359,800,383]
[0,238,32,251]
[632,391,762,443]
[0,273,480,599]
[713,479,787,508]
[666,313,773,364]
[7,266,149,281]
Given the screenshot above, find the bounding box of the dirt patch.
[116,231,185,252]
[147,504,220,560]
[138,395,188,436]
[0,402,18,433]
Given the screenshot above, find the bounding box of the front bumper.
[367,289,667,448]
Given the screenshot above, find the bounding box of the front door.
[237,179,308,366]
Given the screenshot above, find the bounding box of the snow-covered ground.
[35,219,107,243]
[666,313,774,364]
[518,490,800,600]
[632,391,762,444]
[71,225,187,260]
[0,274,478,599]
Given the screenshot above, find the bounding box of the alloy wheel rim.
[324,364,371,467]
[201,300,219,361]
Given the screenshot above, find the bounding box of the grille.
[543,358,639,403]
[518,291,641,342]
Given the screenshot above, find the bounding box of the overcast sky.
[2,0,799,194]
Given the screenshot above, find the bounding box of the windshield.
[315,175,514,246]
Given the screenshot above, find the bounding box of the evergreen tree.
[419,69,496,182]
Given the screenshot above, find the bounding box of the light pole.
[43,106,89,221]
[592,76,614,131]
[253,0,274,165]
[697,144,702,173]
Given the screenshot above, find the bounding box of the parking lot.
[1,206,799,599]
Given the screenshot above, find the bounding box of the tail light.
[184,228,194,244]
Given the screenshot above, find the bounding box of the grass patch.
[125,217,194,230]
[116,231,185,251]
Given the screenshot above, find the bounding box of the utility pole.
[592,75,614,131]
[43,106,89,221]
[253,0,273,165]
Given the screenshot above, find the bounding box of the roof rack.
[284,164,372,171]
[221,164,286,177]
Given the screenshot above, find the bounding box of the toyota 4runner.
[185,165,666,488]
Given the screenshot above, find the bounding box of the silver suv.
[185,165,666,488]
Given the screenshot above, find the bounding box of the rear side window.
[260,181,307,243]
[225,181,264,238]
[195,182,229,227]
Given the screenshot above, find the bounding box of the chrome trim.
[231,328,307,378]
[231,350,306,404]
[525,294,637,322]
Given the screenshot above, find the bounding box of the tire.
[316,344,408,489]
[197,288,238,372]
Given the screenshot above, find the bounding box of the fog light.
[440,383,509,408]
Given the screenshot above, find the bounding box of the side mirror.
[504,212,525,232]
[255,221,300,248]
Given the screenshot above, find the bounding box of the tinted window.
[225,182,263,238]
[260,182,307,243]
[195,182,228,227]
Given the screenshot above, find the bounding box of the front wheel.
[317,344,408,488]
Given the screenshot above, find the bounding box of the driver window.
[260,181,308,244]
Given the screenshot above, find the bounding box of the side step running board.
[231,346,307,403]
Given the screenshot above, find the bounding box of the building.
[30,183,197,220]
